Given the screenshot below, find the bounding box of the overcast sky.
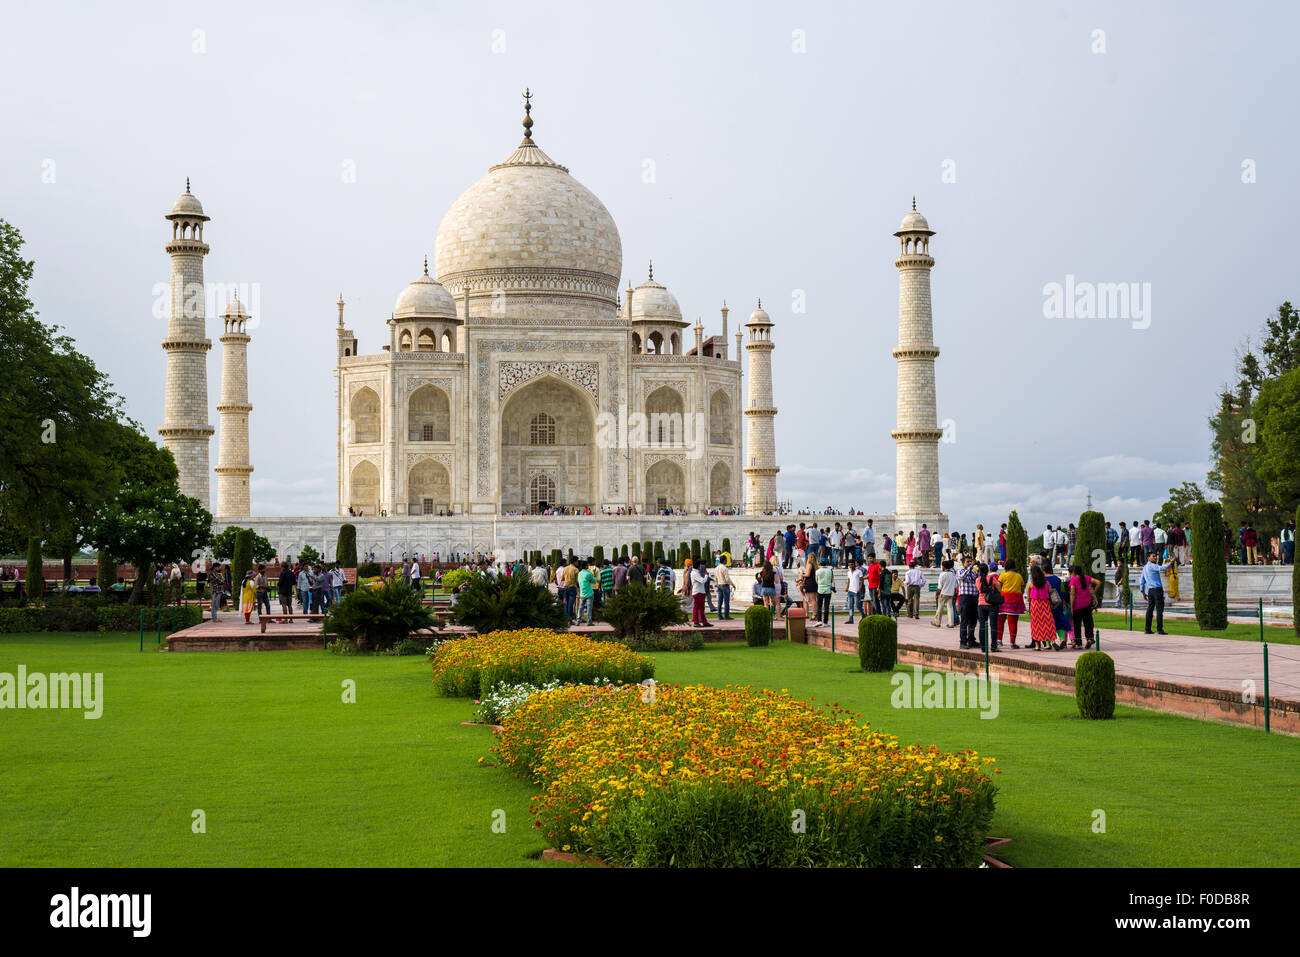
[4,0,1297,533]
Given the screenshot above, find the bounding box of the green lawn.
[1,632,1297,867]
[1091,611,1298,644]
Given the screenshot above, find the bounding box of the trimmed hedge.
[1076,510,1106,576]
[337,524,358,568]
[744,604,771,646]
[858,615,897,672]
[1075,651,1116,719]
[231,528,252,589]
[1006,511,1028,579]
[0,602,205,634]
[1191,501,1227,630]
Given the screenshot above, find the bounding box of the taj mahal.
[158,94,947,561]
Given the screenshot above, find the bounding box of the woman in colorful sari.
[1026,563,1056,651]
[1043,559,1073,649]
[996,558,1025,648]
[240,572,257,625]
[905,532,916,566]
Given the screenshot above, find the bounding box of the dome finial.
[521,88,533,143]
[912,195,916,211]
[423,254,429,276]
[757,297,762,308]
[648,259,653,280]
[186,177,191,194]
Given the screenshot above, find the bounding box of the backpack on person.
[983,576,1003,608]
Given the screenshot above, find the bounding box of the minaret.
[215,296,253,518]
[743,300,779,514]
[720,301,729,359]
[159,180,214,507]
[891,199,946,529]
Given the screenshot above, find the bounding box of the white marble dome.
[394,269,457,320]
[629,272,684,324]
[434,138,622,313]
[170,189,205,217]
[896,208,932,234]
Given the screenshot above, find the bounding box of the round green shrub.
[1075,651,1116,719]
[858,615,897,672]
[744,604,771,646]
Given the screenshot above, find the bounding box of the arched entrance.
[645,459,686,514]
[349,460,380,516]
[499,376,596,513]
[408,460,451,515]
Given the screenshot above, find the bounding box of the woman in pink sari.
[905,532,916,566]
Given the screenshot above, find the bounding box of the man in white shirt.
[903,562,926,619]
[1152,523,1168,559]
[828,525,844,568]
[846,559,865,624]
[688,563,712,627]
[1129,522,1143,565]
[863,520,876,558]
[932,559,957,629]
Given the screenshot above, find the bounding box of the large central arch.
[499,376,597,512]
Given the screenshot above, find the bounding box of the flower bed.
[494,682,999,867]
[430,629,654,698]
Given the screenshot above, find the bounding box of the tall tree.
[1154,482,1207,529]
[87,482,213,604]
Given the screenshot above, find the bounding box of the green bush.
[1075,510,1106,577]
[1006,511,1028,580]
[441,568,473,592]
[212,526,276,563]
[858,615,897,672]
[744,604,771,646]
[721,537,732,556]
[298,544,321,566]
[26,537,43,599]
[550,549,563,568]
[358,561,381,579]
[323,578,436,652]
[653,541,665,563]
[703,540,712,563]
[599,582,688,637]
[1191,501,1227,630]
[592,545,604,565]
[0,601,205,634]
[1075,651,1116,719]
[447,573,568,634]
[231,528,253,591]
[679,541,689,565]
[690,539,701,566]
[337,524,358,568]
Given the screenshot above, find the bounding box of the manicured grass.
[2,632,1298,867]
[1091,611,1298,644]
[0,632,546,867]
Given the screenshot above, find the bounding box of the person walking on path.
[239,571,257,625]
[713,557,734,620]
[757,560,777,615]
[689,561,712,627]
[814,560,835,625]
[933,559,957,629]
[1043,559,1072,649]
[957,555,980,648]
[903,561,925,619]
[277,563,294,619]
[977,562,1001,651]
[799,555,820,619]
[1067,563,1099,649]
[1140,550,1175,634]
[1026,564,1056,651]
[254,564,271,620]
[866,557,883,616]
[208,562,227,623]
[845,558,864,624]
[995,558,1025,648]
[577,561,598,626]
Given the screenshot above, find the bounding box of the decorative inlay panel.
[499,361,598,401]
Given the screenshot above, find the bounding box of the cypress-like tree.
[26,537,44,601]
[1191,501,1228,630]
[592,545,605,564]
[336,523,358,568]
[679,541,689,565]
[231,528,253,590]
[1075,510,1107,577]
[96,550,115,591]
[721,537,732,556]
[653,540,665,563]
[550,548,562,568]
[1006,511,1028,579]
[620,544,629,560]
[691,539,702,565]
[703,539,713,564]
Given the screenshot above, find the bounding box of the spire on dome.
[912,196,916,211]
[521,88,533,144]
[648,260,653,281]
[423,255,429,276]
[186,177,191,193]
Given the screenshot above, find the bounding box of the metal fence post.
[830,606,835,654]
[1263,642,1271,734]
[1259,597,1264,643]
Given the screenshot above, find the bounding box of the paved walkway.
[796,605,1300,702]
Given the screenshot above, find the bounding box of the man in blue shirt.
[783,526,796,569]
[1139,550,1175,635]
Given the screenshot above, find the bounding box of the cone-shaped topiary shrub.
[1192,501,1227,630]
[1006,511,1028,579]
[744,604,771,646]
[1075,651,1116,719]
[1075,510,1106,577]
[858,615,897,672]
[336,523,358,569]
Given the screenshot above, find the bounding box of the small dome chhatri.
[895,197,933,235]
[630,261,684,323]
[747,298,771,325]
[169,178,208,219]
[394,259,457,319]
